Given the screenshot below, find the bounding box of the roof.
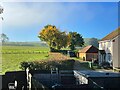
[74,70,120,78]
[101,27,120,41]
[78,45,98,53]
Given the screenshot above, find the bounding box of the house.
[99,27,120,69]
[77,45,98,61]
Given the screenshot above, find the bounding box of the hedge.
[20,59,75,70]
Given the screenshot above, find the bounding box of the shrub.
[101,62,111,69]
[20,59,75,70]
[20,61,30,70]
[93,60,98,64]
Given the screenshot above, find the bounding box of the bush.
[101,62,111,69]
[50,47,58,52]
[50,48,68,55]
[93,60,98,64]
[20,59,75,70]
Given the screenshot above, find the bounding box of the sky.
[1,1,119,42]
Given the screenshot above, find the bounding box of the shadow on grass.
[73,60,91,70]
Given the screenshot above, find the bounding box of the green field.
[1,46,50,74]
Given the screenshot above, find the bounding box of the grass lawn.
[1,46,92,74]
[1,46,50,74]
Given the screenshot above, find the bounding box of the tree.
[88,38,99,47]
[0,33,9,43]
[38,25,68,51]
[0,5,3,14]
[68,32,84,50]
[54,31,68,50]
[0,5,4,20]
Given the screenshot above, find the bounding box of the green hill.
[1,41,48,47]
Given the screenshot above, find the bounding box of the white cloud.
[2,2,97,27]
[3,3,48,26]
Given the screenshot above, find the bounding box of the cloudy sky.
[1,1,119,41]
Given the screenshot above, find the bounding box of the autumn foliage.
[38,25,84,51]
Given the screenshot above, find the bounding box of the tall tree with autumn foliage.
[38,25,68,51]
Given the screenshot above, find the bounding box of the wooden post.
[28,74,32,90]
[26,68,29,83]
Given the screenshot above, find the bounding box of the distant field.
[1,41,48,47]
[1,46,50,74]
